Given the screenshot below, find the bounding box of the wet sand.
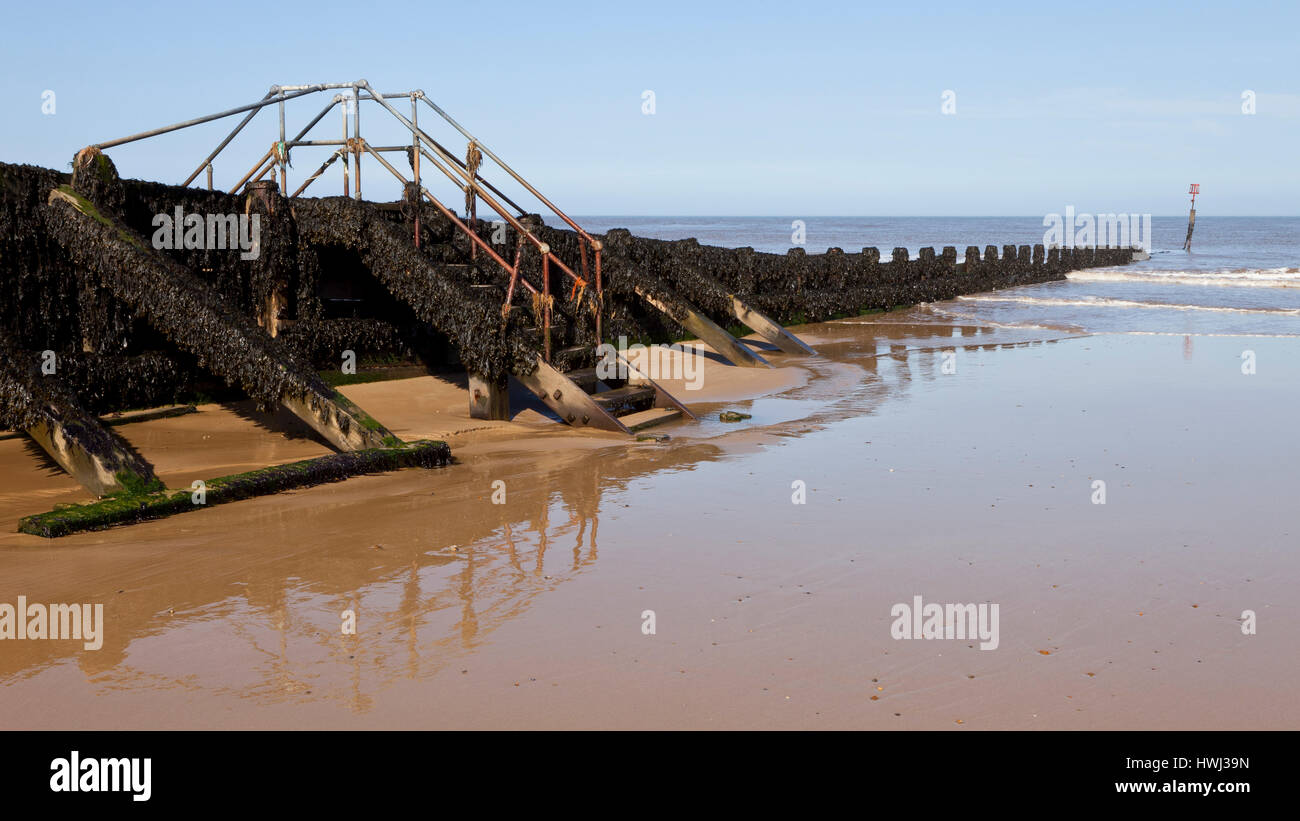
[0,315,1295,729]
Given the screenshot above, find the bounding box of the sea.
[557,216,1300,337]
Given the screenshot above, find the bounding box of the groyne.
[0,154,1136,515]
[2,158,1133,414]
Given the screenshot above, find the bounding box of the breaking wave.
[955,294,1300,316]
[1067,267,1300,288]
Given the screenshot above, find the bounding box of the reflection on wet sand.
[0,433,732,712]
[0,317,1087,721]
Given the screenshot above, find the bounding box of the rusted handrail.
[417,95,601,250]
[415,94,604,340]
[92,79,608,354]
[358,85,588,294]
[362,141,537,305]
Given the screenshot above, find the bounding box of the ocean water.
[557,216,1300,337]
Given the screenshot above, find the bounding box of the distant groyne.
[543,225,1134,340]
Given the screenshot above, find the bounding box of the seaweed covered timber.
[0,80,1138,526]
[0,155,1133,422]
[18,440,452,538]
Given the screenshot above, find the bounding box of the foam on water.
[1069,268,1300,289]
[957,294,1300,316]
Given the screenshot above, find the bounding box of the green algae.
[19,440,450,538]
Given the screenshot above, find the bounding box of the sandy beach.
[1,312,1292,730]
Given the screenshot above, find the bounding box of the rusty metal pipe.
[417,95,599,246]
[543,254,551,362]
[423,135,527,215]
[361,143,525,284]
[408,138,583,285]
[359,89,546,251]
[291,150,343,198]
[229,147,277,194]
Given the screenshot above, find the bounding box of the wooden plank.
[730,296,818,356]
[513,356,630,433]
[48,186,397,455]
[25,416,158,498]
[281,390,396,451]
[468,371,510,420]
[634,286,772,369]
[0,340,161,496]
[0,404,197,441]
[620,407,682,432]
[619,352,697,421]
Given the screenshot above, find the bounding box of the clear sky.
[2,0,1295,215]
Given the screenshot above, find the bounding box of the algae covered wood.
[0,337,161,497]
[18,440,450,538]
[47,178,398,453]
[23,418,158,497]
[633,286,771,369]
[729,295,817,356]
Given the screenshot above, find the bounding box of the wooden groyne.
[0,82,1139,525]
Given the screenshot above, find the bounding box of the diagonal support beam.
[633,286,771,368]
[729,296,817,356]
[512,356,630,433]
[25,416,157,497]
[46,181,398,453]
[0,350,161,497]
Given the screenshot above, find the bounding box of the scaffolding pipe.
[291,150,344,198]
[418,94,599,247]
[360,83,581,286]
[181,88,276,187]
[94,85,326,150]
[362,142,532,289]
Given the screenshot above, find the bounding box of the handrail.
[91,79,608,352]
[94,85,329,150]
[417,95,601,250]
[363,141,537,298]
[357,83,587,291]
[417,91,605,339]
[363,143,515,276]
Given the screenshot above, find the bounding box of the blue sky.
[2,0,1296,215]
